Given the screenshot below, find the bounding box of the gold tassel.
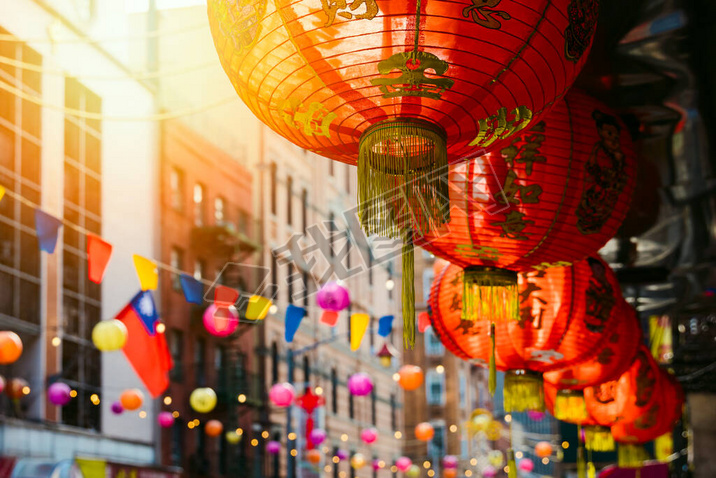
[584,426,615,452]
[489,323,496,395]
[507,448,516,478]
[577,445,586,478]
[587,448,596,478]
[358,118,449,350]
[618,444,648,468]
[503,370,544,412]
[462,266,519,321]
[554,390,589,422]
[402,231,415,349]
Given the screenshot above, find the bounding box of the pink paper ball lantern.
[482,465,497,478]
[310,429,327,446]
[203,304,239,337]
[519,458,535,473]
[158,411,175,428]
[395,457,412,472]
[316,282,350,311]
[47,382,72,406]
[443,455,458,469]
[269,383,296,407]
[111,401,124,415]
[361,427,378,445]
[347,373,374,396]
[372,459,382,471]
[527,410,546,422]
[266,441,281,455]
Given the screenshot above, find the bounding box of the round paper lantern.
[430,257,623,408]
[350,453,366,470]
[336,449,349,462]
[226,430,242,445]
[372,459,382,471]
[202,304,239,337]
[406,465,420,478]
[421,88,635,348]
[395,457,412,472]
[0,332,22,364]
[415,422,434,441]
[361,427,379,445]
[6,378,29,400]
[518,458,534,473]
[190,387,218,413]
[47,382,72,406]
[487,450,504,468]
[209,0,599,348]
[398,365,424,391]
[310,428,327,446]
[535,441,553,458]
[347,373,374,396]
[120,389,144,411]
[307,449,322,465]
[110,401,124,415]
[267,441,281,455]
[316,282,350,311]
[91,320,127,352]
[157,411,175,428]
[482,465,497,478]
[269,383,296,407]
[443,455,458,469]
[444,469,457,478]
[205,419,224,437]
[544,300,641,389]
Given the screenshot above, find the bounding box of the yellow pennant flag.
[0,186,5,202]
[246,295,271,321]
[350,313,370,351]
[132,254,158,290]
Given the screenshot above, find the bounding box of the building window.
[371,386,377,425]
[170,247,183,291]
[215,346,226,394]
[348,376,355,419]
[390,393,396,430]
[271,342,279,383]
[195,338,206,386]
[459,371,467,404]
[214,196,225,225]
[427,421,446,462]
[238,209,249,235]
[169,167,183,212]
[287,263,294,304]
[424,326,445,357]
[422,269,434,303]
[301,188,308,234]
[331,368,338,413]
[461,429,469,459]
[333,447,339,478]
[345,164,351,194]
[328,212,335,259]
[286,175,293,226]
[171,418,184,466]
[302,270,310,308]
[193,259,204,281]
[169,329,183,382]
[61,77,102,431]
[271,253,278,299]
[193,183,205,226]
[270,162,277,215]
[368,251,373,286]
[426,370,445,406]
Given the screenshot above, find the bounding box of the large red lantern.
[543,301,641,389]
[419,89,635,347]
[209,0,600,347]
[429,257,622,410]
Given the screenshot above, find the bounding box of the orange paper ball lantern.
[306,449,322,465]
[0,332,23,364]
[444,469,457,478]
[415,422,435,441]
[6,378,29,400]
[205,419,224,437]
[208,0,599,347]
[535,441,553,458]
[119,388,144,411]
[398,365,424,391]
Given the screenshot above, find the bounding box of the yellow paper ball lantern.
[92,320,128,352]
[351,453,367,470]
[225,430,241,444]
[406,465,420,478]
[190,387,218,413]
[0,331,23,364]
[119,388,144,411]
[488,450,504,468]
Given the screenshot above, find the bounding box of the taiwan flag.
[116,290,173,397]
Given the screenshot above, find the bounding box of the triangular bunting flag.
[320,310,339,327]
[0,186,5,202]
[378,315,394,338]
[418,311,431,333]
[246,296,271,321]
[285,304,306,343]
[132,255,158,291]
[350,313,370,351]
[179,274,203,304]
[215,285,239,307]
[34,209,62,254]
[87,234,113,283]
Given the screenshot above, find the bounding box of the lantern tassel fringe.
[462,266,519,322]
[507,449,516,478]
[555,390,589,422]
[489,323,496,395]
[577,446,586,478]
[402,234,415,349]
[585,426,615,452]
[587,449,596,478]
[618,444,649,468]
[503,370,544,412]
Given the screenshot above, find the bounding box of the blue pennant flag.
[378,315,394,338]
[285,304,306,343]
[180,274,203,305]
[34,209,62,254]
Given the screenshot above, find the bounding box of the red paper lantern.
[544,301,641,389]
[419,89,635,345]
[429,257,622,410]
[209,0,599,347]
